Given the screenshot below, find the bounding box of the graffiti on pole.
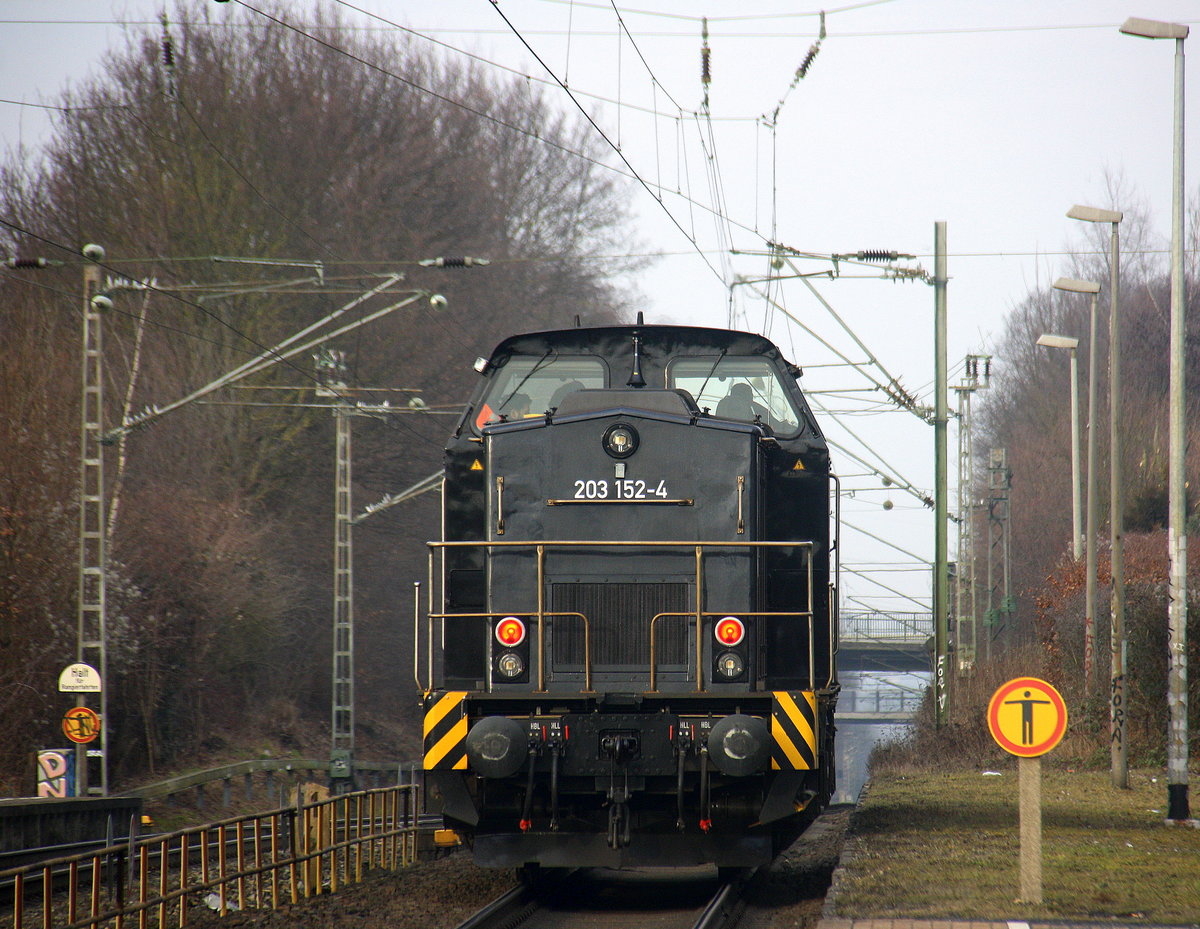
[36,749,76,798]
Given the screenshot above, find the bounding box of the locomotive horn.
[627,333,647,387]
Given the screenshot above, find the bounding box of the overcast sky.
[3,0,1198,612]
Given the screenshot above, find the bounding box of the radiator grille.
[550,582,689,668]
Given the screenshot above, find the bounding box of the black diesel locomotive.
[419,321,839,870]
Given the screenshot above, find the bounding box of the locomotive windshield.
[474,354,607,431]
[667,356,803,434]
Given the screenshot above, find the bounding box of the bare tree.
[0,1,639,788]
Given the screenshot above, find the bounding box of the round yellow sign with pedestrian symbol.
[987,677,1067,757]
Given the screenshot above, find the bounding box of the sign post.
[987,676,1068,904]
[59,663,102,797]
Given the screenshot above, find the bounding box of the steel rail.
[692,876,748,929]
[450,883,536,929]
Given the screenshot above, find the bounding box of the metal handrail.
[648,611,818,693]
[1,785,419,929]
[424,611,593,692]
[424,539,817,694]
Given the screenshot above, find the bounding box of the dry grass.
[831,767,1200,923]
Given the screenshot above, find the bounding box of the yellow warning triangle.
[792,459,805,471]
[470,459,484,471]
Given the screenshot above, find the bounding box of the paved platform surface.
[819,921,1200,929]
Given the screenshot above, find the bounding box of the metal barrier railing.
[418,539,830,693]
[125,758,409,806]
[648,611,818,692]
[1,785,418,929]
[839,611,933,643]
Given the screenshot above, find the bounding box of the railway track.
[453,867,750,929]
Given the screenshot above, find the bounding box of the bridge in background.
[838,610,932,673]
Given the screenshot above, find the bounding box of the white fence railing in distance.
[839,611,932,645]
[838,685,926,716]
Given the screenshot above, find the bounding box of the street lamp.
[1052,277,1101,693]
[1036,333,1082,562]
[1067,204,1127,789]
[1120,14,1190,823]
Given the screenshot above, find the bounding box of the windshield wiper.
[694,349,729,409]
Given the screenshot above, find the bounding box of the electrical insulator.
[6,257,47,268]
[701,46,711,84]
[420,256,490,268]
[856,250,900,262]
[162,36,174,68]
[797,43,820,79]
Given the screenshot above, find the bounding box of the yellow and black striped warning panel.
[770,691,818,770]
[423,691,468,770]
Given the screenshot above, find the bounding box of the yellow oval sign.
[987,677,1067,757]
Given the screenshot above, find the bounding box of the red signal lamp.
[495,616,527,647]
[715,616,745,646]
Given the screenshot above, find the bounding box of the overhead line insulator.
[419,257,491,268]
[796,43,821,79]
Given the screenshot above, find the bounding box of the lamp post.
[1036,333,1082,562]
[1120,14,1190,822]
[1052,278,1101,692]
[1067,204,1128,788]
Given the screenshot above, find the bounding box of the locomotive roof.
[460,321,829,459]
[485,324,795,366]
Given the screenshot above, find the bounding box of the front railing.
[417,539,830,694]
[1,785,418,929]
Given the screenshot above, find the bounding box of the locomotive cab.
[419,324,838,869]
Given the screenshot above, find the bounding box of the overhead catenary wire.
[827,433,932,509]
[226,0,766,280]
[5,10,520,454]
[231,4,944,609]
[486,0,730,286]
[328,0,694,122]
[526,0,895,21]
[842,565,930,611]
[792,265,930,421]
[841,518,932,567]
[743,280,928,420]
[15,10,461,392]
[0,217,327,383]
[4,5,969,604]
[106,280,429,440]
[15,10,1190,34]
[0,219,449,453]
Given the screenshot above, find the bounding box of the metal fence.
[838,685,927,716]
[839,611,932,644]
[1,785,419,929]
[126,758,411,808]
